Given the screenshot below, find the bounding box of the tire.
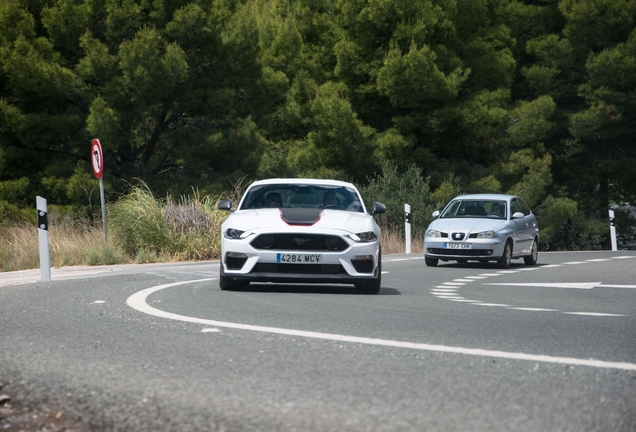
[425,257,438,267]
[524,238,538,265]
[497,241,512,269]
[219,273,247,291]
[355,250,382,294]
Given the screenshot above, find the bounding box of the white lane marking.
[517,268,539,271]
[450,299,482,303]
[385,257,425,262]
[126,279,636,371]
[485,282,636,289]
[431,289,457,293]
[612,256,636,259]
[542,265,562,268]
[562,261,587,265]
[485,282,600,289]
[465,276,488,279]
[479,273,502,277]
[587,259,610,262]
[201,328,220,333]
[509,307,558,312]
[435,286,457,290]
[497,271,518,274]
[476,303,510,307]
[564,312,628,317]
[442,282,465,286]
[453,279,475,282]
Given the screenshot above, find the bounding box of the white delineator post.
[609,209,617,251]
[37,196,51,282]
[405,204,412,254]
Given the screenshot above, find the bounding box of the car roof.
[248,178,357,189]
[450,194,518,201]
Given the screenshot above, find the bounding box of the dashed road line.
[430,256,633,317]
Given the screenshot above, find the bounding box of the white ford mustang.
[218,178,386,294]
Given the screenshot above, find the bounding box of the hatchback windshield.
[240,184,364,212]
[440,200,507,219]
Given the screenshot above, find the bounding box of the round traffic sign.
[91,139,104,179]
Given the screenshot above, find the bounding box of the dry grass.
[380,226,423,254]
[0,220,131,272]
[1,206,417,273]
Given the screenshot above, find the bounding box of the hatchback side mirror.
[511,212,524,220]
[218,198,232,211]
[432,210,440,218]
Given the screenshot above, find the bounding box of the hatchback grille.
[250,234,349,251]
[427,248,494,256]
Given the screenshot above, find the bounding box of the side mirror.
[511,212,524,220]
[432,210,440,218]
[218,198,232,211]
[372,202,386,215]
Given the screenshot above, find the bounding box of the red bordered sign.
[91,139,104,179]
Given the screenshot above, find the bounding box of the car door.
[510,198,533,255]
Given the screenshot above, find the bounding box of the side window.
[510,199,523,215]
[518,198,531,215]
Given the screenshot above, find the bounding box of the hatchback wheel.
[524,238,538,265]
[497,242,512,269]
[425,257,438,267]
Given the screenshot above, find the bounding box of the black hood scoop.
[280,208,323,225]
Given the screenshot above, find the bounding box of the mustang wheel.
[355,251,381,294]
[219,273,247,291]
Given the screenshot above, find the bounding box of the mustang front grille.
[250,234,349,252]
[252,263,346,274]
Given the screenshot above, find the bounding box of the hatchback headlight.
[425,229,442,238]
[224,228,253,239]
[477,230,499,239]
[347,232,377,242]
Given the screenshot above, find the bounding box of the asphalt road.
[1,251,635,431]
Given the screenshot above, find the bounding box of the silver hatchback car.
[424,194,539,268]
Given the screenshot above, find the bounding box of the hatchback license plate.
[277,253,323,263]
[444,242,472,249]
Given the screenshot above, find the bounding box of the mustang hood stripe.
[280,208,323,225]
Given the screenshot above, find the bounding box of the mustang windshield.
[239,184,364,212]
[440,200,507,219]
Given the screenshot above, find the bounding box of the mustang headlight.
[347,232,378,242]
[224,228,253,240]
[425,229,442,238]
[477,230,499,239]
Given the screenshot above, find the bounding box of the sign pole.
[405,204,412,254]
[100,176,107,243]
[36,196,51,282]
[91,139,107,244]
[609,209,617,251]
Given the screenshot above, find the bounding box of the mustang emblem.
[292,238,311,246]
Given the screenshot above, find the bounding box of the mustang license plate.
[277,253,323,263]
[443,242,472,249]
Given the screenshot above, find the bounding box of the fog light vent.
[351,255,374,273]
[226,252,248,270]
